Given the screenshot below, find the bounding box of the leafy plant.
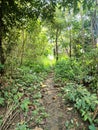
[0,97,5,106]
[55,49,98,92]
[55,58,85,82]
[0,116,3,126]
[20,98,31,112]
[0,65,48,129]
[89,124,96,130]
[61,83,98,128]
[0,64,4,71]
[16,123,30,130]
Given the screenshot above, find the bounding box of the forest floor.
[0,72,88,130]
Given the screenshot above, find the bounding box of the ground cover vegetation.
[0,0,98,129]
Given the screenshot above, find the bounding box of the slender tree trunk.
[92,0,98,46]
[91,17,95,46]
[0,1,5,75]
[69,29,72,58]
[0,36,5,76]
[55,28,59,61]
[20,29,25,65]
[68,10,72,58]
[95,0,98,45]
[80,5,85,49]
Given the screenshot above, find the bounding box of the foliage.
[0,65,49,128]
[61,83,98,128]
[16,123,30,130]
[55,51,98,127]
[1,0,57,35]
[0,97,5,106]
[55,58,84,82]
[0,64,4,71]
[20,98,31,112]
[0,116,3,126]
[81,48,98,91]
[89,124,96,130]
[55,47,98,91]
[0,0,57,75]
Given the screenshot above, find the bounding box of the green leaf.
[20,98,30,112]
[0,98,4,105]
[89,124,96,130]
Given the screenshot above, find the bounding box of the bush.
[0,64,4,71]
[81,49,98,91]
[55,53,98,92]
[55,58,85,82]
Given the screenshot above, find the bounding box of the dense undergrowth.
[0,63,51,130]
[54,48,98,130]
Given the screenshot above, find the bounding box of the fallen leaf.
[54,84,59,88]
[41,84,47,88]
[32,127,43,130]
[52,96,56,100]
[67,107,73,111]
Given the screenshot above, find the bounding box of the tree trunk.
[92,0,98,46]
[95,0,98,45]
[55,28,59,61]
[68,10,72,58]
[0,37,5,76]
[0,2,5,76]
[20,29,25,66]
[91,17,96,46]
[80,5,85,49]
[69,29,72,58]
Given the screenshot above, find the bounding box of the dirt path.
[42,73,64,130]
[41,73,87,130]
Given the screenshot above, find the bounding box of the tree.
[47,7,67,61]
[92,0,98,45]
[0,0,56,75]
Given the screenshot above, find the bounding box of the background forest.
[0,0,98,130]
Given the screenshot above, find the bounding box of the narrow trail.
[41,72,87,130]
[42,73,64,130]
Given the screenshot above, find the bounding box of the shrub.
[55,58,85,82]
